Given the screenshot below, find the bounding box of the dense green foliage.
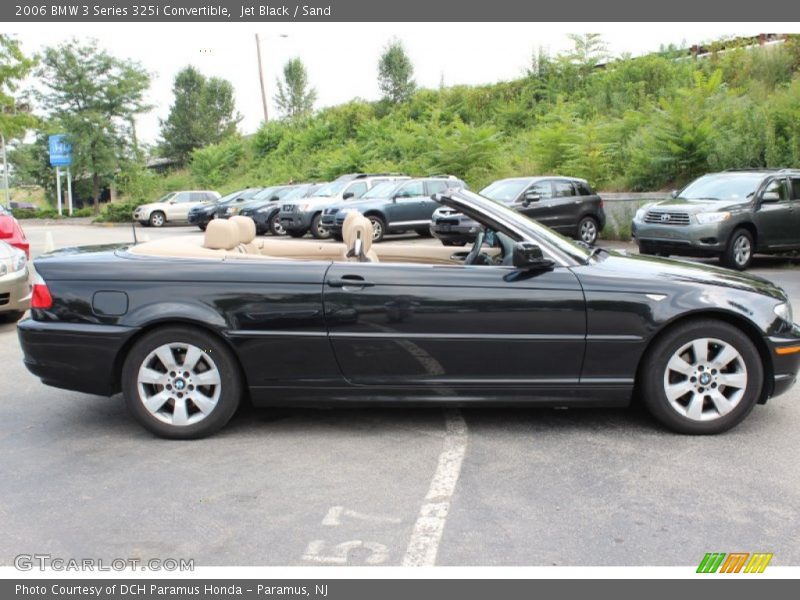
[159,66,242,164]
[36,39,151,212]
[0,35,37,140]
[161,36,800,198]
[274,58,317,119]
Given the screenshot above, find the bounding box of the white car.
[0,240,30,322]
[133,190,221,227]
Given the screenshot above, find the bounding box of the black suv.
[431,176,605,246]
[320,176,466,242]
[632,169,800,270]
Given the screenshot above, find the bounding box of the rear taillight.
[31,274,53,309]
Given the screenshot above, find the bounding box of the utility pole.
[255,33,269,123]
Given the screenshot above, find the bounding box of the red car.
[0,206,30,259]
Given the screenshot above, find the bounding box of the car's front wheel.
[367,215,386,243]
[269,214,287,236]
[149,211,166,228]
[640,319,762,434]
[310,214,330,239]
[122,326,242,439]
[577,216,599,246]
[722,228,754,270]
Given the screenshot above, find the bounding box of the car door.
[385,180,428,227]
[323,261,586,390]
[343,181,368,201]
[516,180,562,229]
[790,176,800,249]
[421,180,451,218]
[165,192,191,220]
[754,177,793,248]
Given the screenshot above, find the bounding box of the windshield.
[251,187,278,201]
[480,179,531,203]
[218,188,261,204]
[156,192,177,203]
[450,189,592,263]
[281,185,315,202]
[361,181,398,199]
[678,174,763,201]
[312,181,347,197]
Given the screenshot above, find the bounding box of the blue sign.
[48,134,72,167]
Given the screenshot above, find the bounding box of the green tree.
[160,66,241,164]
[0,35,37,140]
[378,40,416,104]
[274,58,317,120]
[37,39,150,213]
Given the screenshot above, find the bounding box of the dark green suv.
[631,169,800,270]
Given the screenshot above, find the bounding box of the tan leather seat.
[229,216,259,254]
[343,213,379,262]
[203,219,240,251]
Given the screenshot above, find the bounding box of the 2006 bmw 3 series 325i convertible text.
[17,190,800,438]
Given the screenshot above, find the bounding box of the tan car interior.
[128,215,493,266]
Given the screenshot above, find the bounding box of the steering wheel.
[465,230,487,265]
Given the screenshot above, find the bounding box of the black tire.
[310,213,330,240]
[121,326,242,439]
[198,224,207,232]
[577,216,599,246]
[415,228,433,238]
[722,228,754,270]
[138,221,150,227]
[366,215,386,243]
[331,233,344,242]
[268,213,287,236]
[287,229,307,238]
[639,319,763,435]
[149,211,166,228]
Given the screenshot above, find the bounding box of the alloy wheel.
[580,219,597,245]
[733,235,751,267]
[662,337,748,422]
[369,218,383,241]
[136,342,221,427]
[270,214,286,236]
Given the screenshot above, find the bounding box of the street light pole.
[255,33,269,123]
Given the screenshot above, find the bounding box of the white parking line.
[402,409,468,566]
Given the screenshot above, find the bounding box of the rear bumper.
[17,319,139,396]
[0,267,31,314]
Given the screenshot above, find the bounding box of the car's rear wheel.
[367,215,386,243]
[310,214,330,239]
[722,228,754,270]
[640,319,762,434]
[577,216,599,246]
[149,211,166,228]
[198,224,207,232]
[415,228,433,237]
[269,213,287,236]
[122,326,242,439]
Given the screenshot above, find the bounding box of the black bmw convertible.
[18,189,800,438]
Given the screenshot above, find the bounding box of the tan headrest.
[230,215,256,244]
[341,211,360,246]
[203,219,239,250]
[349,215,373,254]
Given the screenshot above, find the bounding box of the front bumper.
[631,220,730,255]
[17,319,139,396]
[0,267,31,314]
[430,221,480,244]
[765,326,800,400]
[188,211,214,226]
[280,210,315,232]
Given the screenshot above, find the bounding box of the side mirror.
[670,190,679,199]
[512,241,555,271]
[761,191,781,203]
[343,192,355,200]
[523,191,541,206]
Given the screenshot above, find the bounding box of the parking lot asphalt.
[1,223,799,567]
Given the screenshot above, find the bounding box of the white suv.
[133,190,221,227]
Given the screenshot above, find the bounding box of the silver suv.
[632,169,800,270]
[278,173,408,239]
